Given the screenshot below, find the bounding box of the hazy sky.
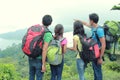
[0,0,120,33]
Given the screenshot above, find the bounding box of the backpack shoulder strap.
[94,26,103,42]
[43,27,53,39]
[44,28,52,34]
[77,35,85,51]
[37,27,52,46]
[59,38,65,42]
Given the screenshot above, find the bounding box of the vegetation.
[0,4,120,80]
[111,3,120,10]
[0,64,20,80]
[0,43,120,80]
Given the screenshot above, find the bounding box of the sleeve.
[97,28,105,38]
[43,32,52,43]
[73,35,79,43]
[61,38,67,46]
[73,35,78,41]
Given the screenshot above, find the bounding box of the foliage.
[0,64,20,80]
[0,43,22,58]
[104,62,120,72]
[0,44,120,80]
[111,5,120,10]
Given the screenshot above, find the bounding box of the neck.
[44,26,48,28]
[42,24,48,28]
[92,23,98,28]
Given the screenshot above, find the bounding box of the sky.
[0,0,120,34]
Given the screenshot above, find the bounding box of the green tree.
[0,64,20,80]
[111,3,120,10]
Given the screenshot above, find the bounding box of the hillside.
[0,29,27,40]
[0,43,120,80]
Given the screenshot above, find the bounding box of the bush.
[104,62,120,72]
[0,64,20,80]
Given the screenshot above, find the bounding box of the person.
[29,15,53,80]
[68,21,86,80]
[75,13,106,80]
[50,24,67,80]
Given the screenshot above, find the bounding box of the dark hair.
[89,13,99,24]
[42,15,52,26]
[54,24,64,40]
[73,21,86,36]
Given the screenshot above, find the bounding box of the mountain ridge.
[0,26,91,40]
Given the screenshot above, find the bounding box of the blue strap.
[92,27,103,42]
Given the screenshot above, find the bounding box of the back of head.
[42,15,52,26]
[54,24,64,40]
[89,13,99,24]
[73,21,85,36]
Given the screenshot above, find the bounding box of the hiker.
[68,21,86,80]
[22,15,53,80]
[75,13,106,80]
[49,24,67,80]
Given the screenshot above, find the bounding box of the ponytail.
[54,24,64,40]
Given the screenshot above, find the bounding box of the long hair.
[73,21,86,37]
[54,24,64,40]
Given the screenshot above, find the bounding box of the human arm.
[62,44,67,54]
[97,37,106,64]
[41,32,52,72]
[100,37,106,58]
[68,39,77,51]
[61,39,67,54]
[97,28,106,64]
[41,42,49,72]
[74,19,91,27]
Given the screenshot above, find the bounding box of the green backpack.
[104,21,120,61]
[47,38,64,65]
[104,21,120,43]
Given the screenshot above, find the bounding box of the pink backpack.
[78,35,100,62]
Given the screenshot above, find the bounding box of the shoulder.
[44,31,52,37]
[61,38,67,45]
[97,26,105,37]
[73,35,79,41]
[97,26,104,31]
[44,32,53,43]
[73,35,79,39]
[63,38,67,41]
[97,27,104,33]
[63,38,67,43]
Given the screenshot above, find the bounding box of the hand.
[74,19,80,22]
[67,47,70,50]
[41,64,46,72]
[67,48,72,51]
[97,58,103,65]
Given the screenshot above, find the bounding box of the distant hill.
[0,29,27,40]
[0,25,91,40]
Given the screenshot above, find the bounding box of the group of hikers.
[22,13,120,80]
